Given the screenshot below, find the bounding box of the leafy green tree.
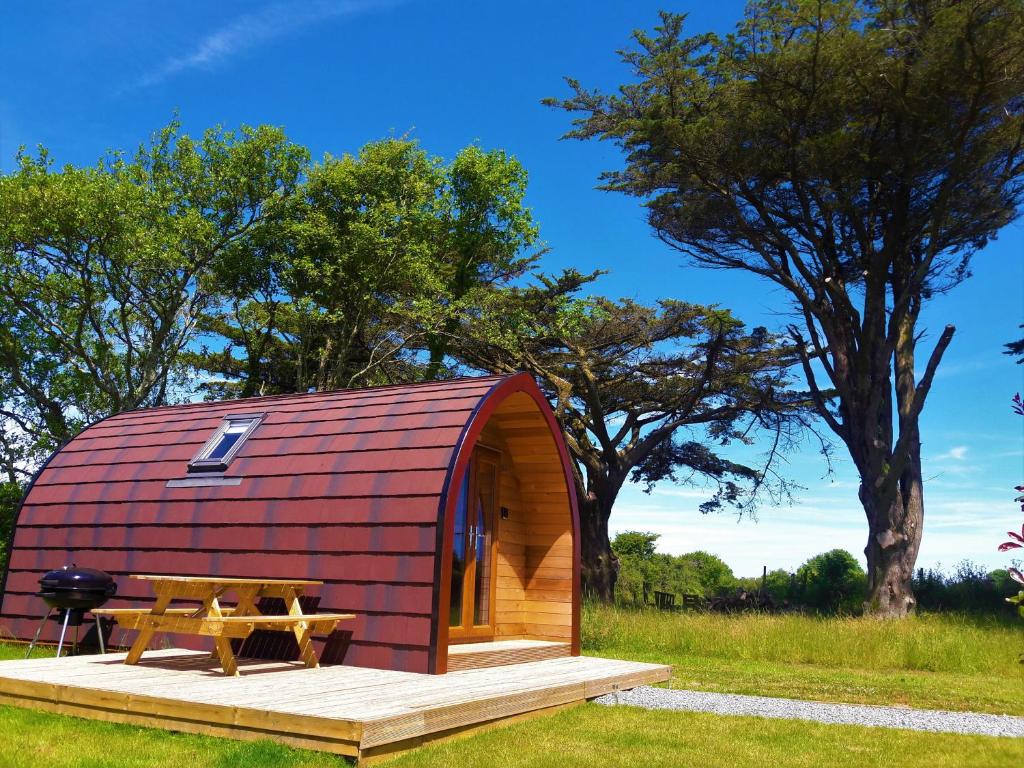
[612,531,661,559]
[681,551,737,597]
[0,481,22,576]
[612,534,739,605]
[794,549,868,614]
[456,270,808,599]
[612,531,662,604]
[192,139,537,396]
[0,121,307,470]
[761,568,795,605]
[548,0,1024,616]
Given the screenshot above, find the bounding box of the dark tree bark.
[579,493,619,601]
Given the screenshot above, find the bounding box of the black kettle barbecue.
[25,564,117,658]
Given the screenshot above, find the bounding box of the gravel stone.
[594,686,1024,738]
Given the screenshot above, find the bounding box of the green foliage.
[914,563,1022,615]
[737,568,793,605]
[456,268,808,598]
[611,532,736,604]
[998,396,1024,618]
[0,481,22,576]
[610,531,660,559]
[0,120,307,475]
[792,550,867,614]
[0,125,539,481]
[191,138,538,396]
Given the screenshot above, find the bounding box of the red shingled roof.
[0,374,517,673]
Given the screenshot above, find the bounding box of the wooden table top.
[129,575,323,586]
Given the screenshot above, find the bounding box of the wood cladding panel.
[481,419,526,641]
[473,394,574,651]
[446,640,570,671]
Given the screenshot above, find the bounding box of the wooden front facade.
[441,393,576,654]
[0,374,580,675]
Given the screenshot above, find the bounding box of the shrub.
[611,532,736,604]
[793,549,867,614]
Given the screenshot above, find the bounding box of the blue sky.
[2,1,1022,577]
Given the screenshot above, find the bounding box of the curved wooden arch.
[431,373,581,674]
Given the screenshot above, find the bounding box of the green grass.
[583,604,1021,674]
[1,642,52,661]
[0,701,1019,768]
[583,604,1024,715]
[379,704,1023,768]
[0,705,338,768]
[1,607,1022,767]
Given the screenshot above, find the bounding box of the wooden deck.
[447,639,571,671]
[0,649,671,763]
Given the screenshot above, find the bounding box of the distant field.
[583,604,1024,715]
[0,607,1021,767]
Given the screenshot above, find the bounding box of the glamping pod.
[0,374,580,674]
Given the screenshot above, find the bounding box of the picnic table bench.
[93,575,354,676]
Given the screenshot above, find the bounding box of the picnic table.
[92,575,354,676]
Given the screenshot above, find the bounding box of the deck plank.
[0,649,671,764]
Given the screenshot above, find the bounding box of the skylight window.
[188,414,263,473]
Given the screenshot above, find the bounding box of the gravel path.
[594,686,1024,738]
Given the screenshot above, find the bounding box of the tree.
[547,1,1024,615]
[681,550,738,596]
[191,139,537,397]
[0,481,21,576]
[611,534,739,605]
[454,270,807,599]
[1005,326,1024,364]
[612,531,661,559]
[794,549,867,613]
[0,121,307,471]
[611,531,661,604]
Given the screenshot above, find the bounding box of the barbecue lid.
[38,564,116,594]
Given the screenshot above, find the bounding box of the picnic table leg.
[125,587,172,665]
[283,587,319,668]
[203,590,239,676]
[208,586,261,662]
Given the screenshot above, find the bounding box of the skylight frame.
[188,412,265,473]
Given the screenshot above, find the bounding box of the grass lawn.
[584,605,1024,715]
[381,705,1023,768]
[0,700,1020,768]
[0,608,1021,767]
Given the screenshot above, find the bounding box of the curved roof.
[0,373,576,673]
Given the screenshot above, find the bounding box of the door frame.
[448,444,501,644]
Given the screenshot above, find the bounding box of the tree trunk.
[860,472,924,617]
[579,494,618,602]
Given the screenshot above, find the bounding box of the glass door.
[449,446,499,642]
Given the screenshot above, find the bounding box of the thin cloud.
[935,445,969,461]
[134,0,396,89]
